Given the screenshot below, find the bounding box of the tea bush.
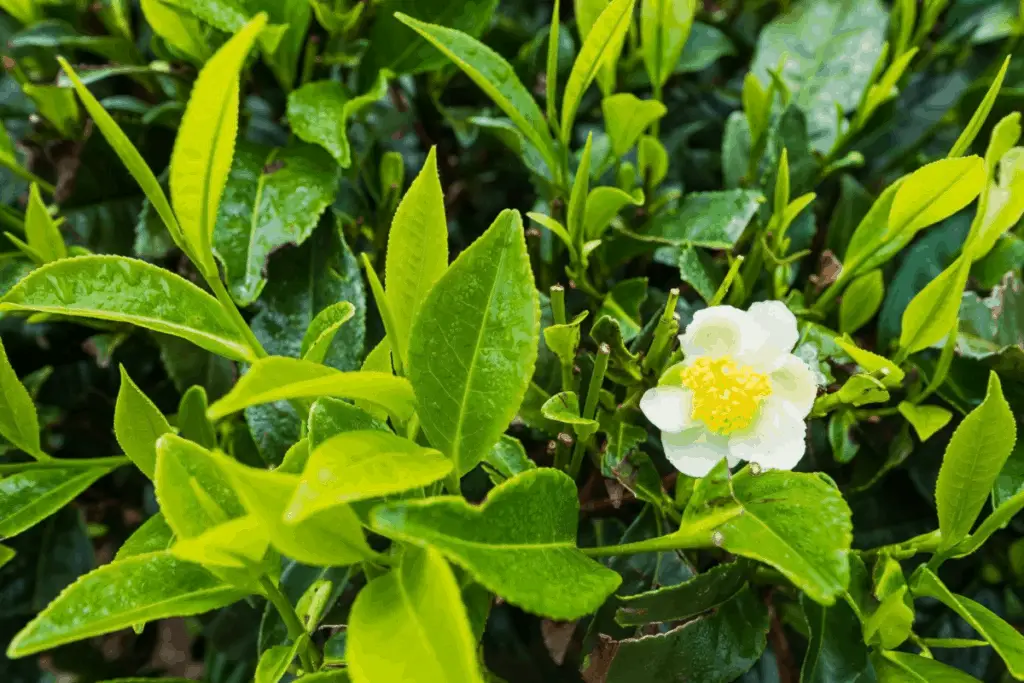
[0,0,1023,681]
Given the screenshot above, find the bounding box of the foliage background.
[0,0,1022,681]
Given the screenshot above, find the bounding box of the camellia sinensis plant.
[0,0,1023,681]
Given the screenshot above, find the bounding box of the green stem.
[712,255,745,306]
[0,455,130,474]
[208,274,267,360]
[858,530,941,560]
[260,576,321,672]
[642,288,679,377]
[580,511,732,557]
[569,344,609,478]
[550,285,575,392]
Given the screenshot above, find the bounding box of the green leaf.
[641,0,697,88]
[395,13,557,174]
[407,210,539,476]
[213,141,341,305]
[372,468,621,619]
[602,93,667,157]
[540,391,599,439]
[543,310,588,367]
[385,147,449,362]
[286,76,388,168]
[833,336,905,387]
[598,277,647,341]
[899,256,971,354]
[561,0,636,141]
[684,465,852,605]
[0,0,39,24]
[308,397,391,449]
[24,184,65,263]
[649,189,764,253]
[676,21,735,72]
[897,402,953,442]
[0,336,40,457]
[363,0,497,78]
[599,587,769,683]
[139,0,210,64]
[839,269,883,335]
[6,552,245,658]
[207,357,415,423]
[0,256,256,362]
[677,245,722,303]
[348,546,485,683]
[177,386,217,449]
[585,186,643,240]
[863,555,914,649]
[482,435,536,484]
[638,135,668,186]
[171,513,270,571]
[935,371,1017,551]
[872,650,980,682]
[615,560,747,626]
[114,367,172,480]
[567,133,594,250]
[949,56,1011,159]
[800,593,873,683]
[213,448,374,567]
[0,543,14,570]
[0,468,112,539]
[155,434,248,540]
[301,302,355,365]
[170,14,267,275]
[115,513,174,560]
[911,566,1024,678]
[590,315,643,385]
[285,431,452,523]
[255,643,298,683]
[751,0,887,152]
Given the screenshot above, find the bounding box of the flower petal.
[679,305,759,360]
[640,386,693,433]
[769,354,818,418]
[662,428,732,477]
[741,300,799,370]
[727,398,807,471]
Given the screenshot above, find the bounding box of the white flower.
[640,301,817,478]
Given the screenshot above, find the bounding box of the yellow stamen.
[679,356,771,435]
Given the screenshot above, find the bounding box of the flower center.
[679,356,771,435]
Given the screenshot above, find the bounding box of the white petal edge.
[769,354,818,418]
[741,300,799,370]
[662,428,735,478]
[679,305,758,360]
[640,386,693,433]
[727,398,807,472]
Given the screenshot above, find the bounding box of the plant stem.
[208,274,267,360]
[569,344,609,478]
[550,284,575,392]
[580,510,734,557]
[642,288,679,377]
[259,576,321,673]
[0,455,131,474]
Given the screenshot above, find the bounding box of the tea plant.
[0,0,1022,682]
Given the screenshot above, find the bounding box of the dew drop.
[711,530,725,547]
[749,462,762,475]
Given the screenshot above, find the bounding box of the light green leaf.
[561,0,636,142]
[684,465,852,605]
[585,186,643,240]
[286,74,388,168]
[888,157,986,249]
[213,448,373,567]
[6,552,245,658]
[751,0,887,152]
[641,0,697,88]
[0,0,39,24]
[949,56,1011,159]
[114,366,172,480]
[0,467,112,539]
[0,544,14,570]
[170,14,267,275]
[601,93,667,157]
[58,57,189,260]
[0,336,40,457]
[213,141,341,305]
[898,402,953,442]
[482,435,536,484]
[395,13,557,174]
[300,302,355,365]
[385,147,449,363]
[567,133,594,249]
[348,546,484,683]
[872,650,981,682]
[24,184,66,263]
[0,256,255,362]
[527,212,574,255]
[838,269,883,335]
[615,560,747,626]
[543,310,587,367]
[170,513,270,570]
[139,0,210,64]
[936,371,1017,551]
[115,513,174,560]
[207,357,415,423]
[540,391,598,439]
[22,84,80,138]
[285,431,452,523]
[677,245,722,303]
[256,643,298,683]
[899,256,971,354]
[308,397,391,449]
[637,134,668,186]
[833,336,904,387]
[912,566,1024,678]
[407,210,539,476]
[371,468,622,620]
